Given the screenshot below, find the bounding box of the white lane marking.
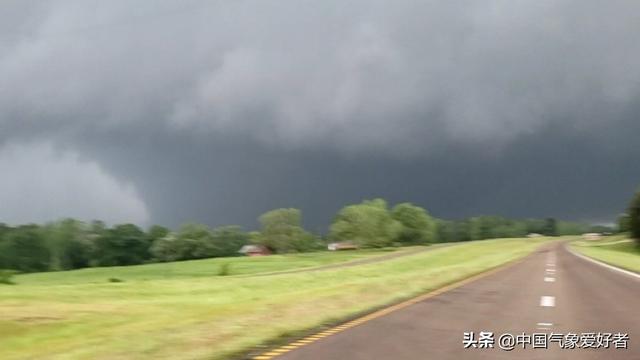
[546,263,555,267]
[566,245,640,281]
[544,277,555,282]
[537,322,553,329]
[540,296,555,307]
[546,268,556,273]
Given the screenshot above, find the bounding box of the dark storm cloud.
[0,0,639,227]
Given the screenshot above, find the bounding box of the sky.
[1,0,639,229]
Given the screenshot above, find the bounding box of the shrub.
[217,263,231,276]
[0,270,17,285]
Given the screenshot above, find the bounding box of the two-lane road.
[266,241,639,359]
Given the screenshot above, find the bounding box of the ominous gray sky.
[1,0,639,229]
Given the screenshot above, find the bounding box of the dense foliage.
[253,208,319,253]
[618,214,630,233]
[0,198,615,274]
[0,221,252,273]
[392,203,437,245]
[151,224,249,261]
[329,199,402,248]
[0,225,50,272]
[628,190,640,243]
[435,216,600,242]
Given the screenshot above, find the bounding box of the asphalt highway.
[266,241,639,359]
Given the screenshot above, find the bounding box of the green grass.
[0,238,550,360]
[12,249,403,286]
[571,237,640,273]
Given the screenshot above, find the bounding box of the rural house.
[239,244,272,256]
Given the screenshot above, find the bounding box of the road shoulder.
[566,244,640,280]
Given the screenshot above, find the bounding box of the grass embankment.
[0,238,550,360]
[12,248,403,286]
[571,236,640,273]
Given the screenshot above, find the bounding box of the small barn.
[239,244,272,256]
[327,242,359,251]
[582,233,602,241]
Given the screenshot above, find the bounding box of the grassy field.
[0,238,550,360]
[12,248,406,286]
[571,236,640,273]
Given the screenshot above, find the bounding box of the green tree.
[151,223,226,261]
[0,223,11,269]
[628,190,640,243]
[211,225,250,257]
[0,225,50,272]
[543,218,558,236]
[330,199,402,248]
[468,216,532,239]
[147,225,170,242]
[391,203,436,244]
[434,219,471,242]
[492,219,527,238]
[89,220,107,237]
[617,213,630,233]
[93,224,149,266]
[0,223,11,239]
[525,219,547,235]
[255,208,316,253]
[455,219,472,242]
[435,220,453,242]
[44,219,92,271]
[149,233,183,262]
[556,221,590,236]
[469,216,495,240]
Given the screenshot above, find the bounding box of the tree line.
[619,189,640,246]
[0,199,614,273]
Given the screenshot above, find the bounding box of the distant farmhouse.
[239,244,271,256]
[327,242,359,251]
[582,233,602,241]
